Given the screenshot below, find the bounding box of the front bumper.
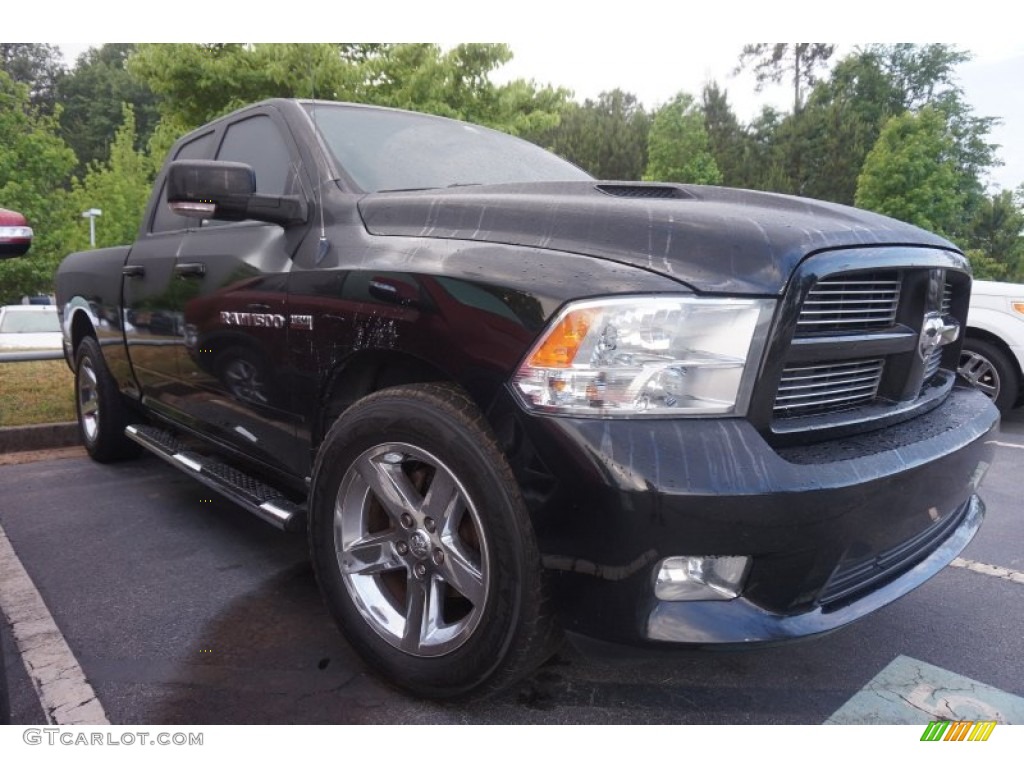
[501,385,998,646]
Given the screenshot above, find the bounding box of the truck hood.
[358,182,958,295]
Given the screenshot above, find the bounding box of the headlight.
[511,295,775,417]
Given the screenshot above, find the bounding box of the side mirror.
[166,160,308,227]
[0,208,32,259]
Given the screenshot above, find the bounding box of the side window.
[216,115,298,196]
[150,131,216,234]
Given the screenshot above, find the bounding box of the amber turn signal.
[526,308,596,368]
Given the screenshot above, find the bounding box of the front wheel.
[308,383,559,698]
[74,336,141,462]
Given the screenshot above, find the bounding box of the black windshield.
[304,104,592,193]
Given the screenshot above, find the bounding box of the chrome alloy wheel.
[77,355,100,442]
[334,442,491,657]
[958,349,1000,400]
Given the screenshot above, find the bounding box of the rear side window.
[216,115,299,196]
[151,131,216,234]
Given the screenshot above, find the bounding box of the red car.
[0,207,33,258]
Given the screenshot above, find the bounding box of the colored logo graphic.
[920,720,996,741]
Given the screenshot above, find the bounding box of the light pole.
[81,208,102,248]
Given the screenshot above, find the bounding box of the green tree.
[742,44,1000,211]
[68,104,156,251]
[735,43,836,113]
[854,107,962,237]
[734,106,790,192]
[528,90,650,180]
[965,190,1024,281]
[965,249,1009,281]
[871,44,971,112]
[56,44,161,171]
[869,45,999,235]
[128,43,567,138]
[644,92,722,185]
[0,43,65,114]
[701,83,747,187]
[0,71,78,303]
[129,43,363,127]
[782,51,895,203]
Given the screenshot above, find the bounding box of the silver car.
[0,305,62,350]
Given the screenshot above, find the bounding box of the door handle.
[122,265,145,278]
[175,262,206,278]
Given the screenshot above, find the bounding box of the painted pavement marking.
[0,523,109,725]
[826,655,1024,725]
[951,557,1024,585]
[987,440,1024,450]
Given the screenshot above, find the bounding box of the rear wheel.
[958,337,1018,414]
[74,336,140,462]
[308,383,559,698]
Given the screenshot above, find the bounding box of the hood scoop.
[594,183,694,200]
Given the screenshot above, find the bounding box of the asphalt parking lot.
[2,410,1023,725]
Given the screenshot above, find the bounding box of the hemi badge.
[291,314,314,331]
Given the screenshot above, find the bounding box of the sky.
[15,0,1024,193]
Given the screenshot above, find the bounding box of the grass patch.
[0,359,76,426]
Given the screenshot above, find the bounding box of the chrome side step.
[125,424,306,532]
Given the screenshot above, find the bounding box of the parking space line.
[987,440,1024,450]
[0,523,109,725]
[951,557,1024,586]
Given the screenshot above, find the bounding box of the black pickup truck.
[52,99,998,698]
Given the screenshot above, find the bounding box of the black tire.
[308,383,559,699]
[958,337,1019,414]
[74,336,141,462]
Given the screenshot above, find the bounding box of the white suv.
[960,280,1024,413]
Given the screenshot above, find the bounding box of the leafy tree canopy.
[965,190,1024,280]
[0,43,65,114]
[128,43,568,137]
[701,83,748,188]
[56,44,161,171]
[735,43,836,112]
[644,92,722,185]
[527,89,651,180]
[67,104,157,252]
[854,107,962,238]
[0,71,77,303]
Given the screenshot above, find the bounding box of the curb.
[0,423,80,454]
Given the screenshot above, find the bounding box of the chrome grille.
[774,359,885,417]
[796,272,901,335]
[923,281,953,382]
[923,347,943,381]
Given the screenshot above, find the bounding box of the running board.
[125,424,306,533]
